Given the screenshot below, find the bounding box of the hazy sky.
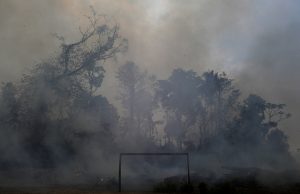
[0,0,300,153]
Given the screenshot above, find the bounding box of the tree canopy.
[0,11,295,174]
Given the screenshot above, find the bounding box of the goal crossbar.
[118,152,190,192]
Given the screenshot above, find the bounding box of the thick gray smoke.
[1,0,300,151]
[0,0,300,190]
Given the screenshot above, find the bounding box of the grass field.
[1,182,300,194]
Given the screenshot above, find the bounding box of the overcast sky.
[1,0,300,154]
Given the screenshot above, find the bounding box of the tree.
[116,62,158,150]
[0,82,23,169]
[196,71,240,149]
[156,69,202,150]
[0,10,126,168]
[156,69,240,150]
[224,94,293,168]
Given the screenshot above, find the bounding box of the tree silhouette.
[196,71,240,149]
[224,94,294,168]
[156,69,202,149]
[0,10,295,174]
[116,62,158,151]
[0,10,126,168]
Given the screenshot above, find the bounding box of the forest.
[0,11,297,191]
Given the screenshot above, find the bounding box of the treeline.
[0,13,295,172]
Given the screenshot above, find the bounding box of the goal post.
[118,152,190,192]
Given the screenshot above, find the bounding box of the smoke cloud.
[1,1,300,188]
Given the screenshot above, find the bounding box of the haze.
[0,0,299,157]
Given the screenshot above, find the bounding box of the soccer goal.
[118,152,190,192]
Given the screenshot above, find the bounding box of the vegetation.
[0,10,296,190]
[152,179,300,194]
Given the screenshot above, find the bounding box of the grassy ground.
[1,180,300,194]
[0,187,149,194]
[1,184,300,194]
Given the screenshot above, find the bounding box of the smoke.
[1,0,300,189]
[235,1,300,153]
